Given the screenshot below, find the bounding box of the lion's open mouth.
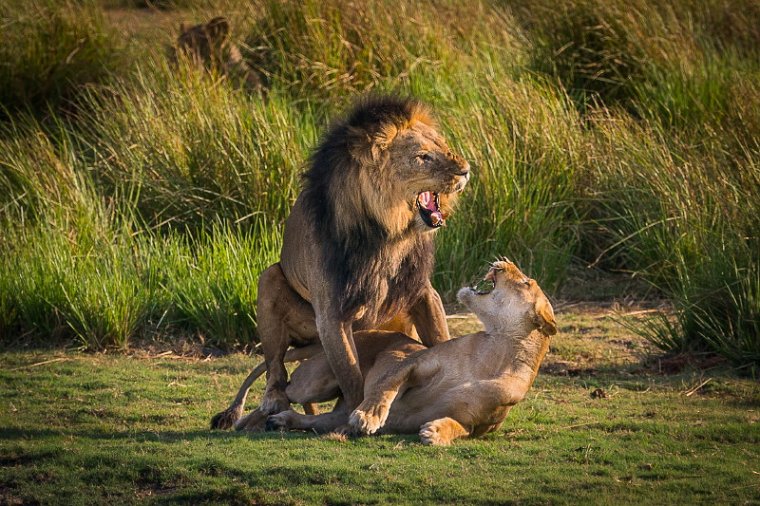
[417,191,444,228]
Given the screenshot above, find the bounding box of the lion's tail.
[211,343,323,429]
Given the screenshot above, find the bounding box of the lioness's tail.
[210,344,323,430]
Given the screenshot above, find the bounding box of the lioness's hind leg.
[266,401,350,434]
[419,417,470,446]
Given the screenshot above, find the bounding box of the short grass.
[2,309,758,505]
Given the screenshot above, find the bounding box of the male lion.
[267,259,558,445]
[211,96,470,430]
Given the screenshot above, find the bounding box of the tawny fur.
[211,96,470,430]
[267,259,558,445]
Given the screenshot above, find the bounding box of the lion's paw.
[259,389,291,415]
[349,402,389,435]
[419,420,452,446]
[210,406,243,430]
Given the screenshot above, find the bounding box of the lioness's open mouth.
[417,191,444,228]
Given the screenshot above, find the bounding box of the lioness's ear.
[207,17,230,39]
[534,295,557,336]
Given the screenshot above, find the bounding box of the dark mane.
[302,95,436,323]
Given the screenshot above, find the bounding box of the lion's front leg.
[351,354,441,435]
[409,282,450,347]
[317,316,364,412]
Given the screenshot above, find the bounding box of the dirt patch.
[447,304,657,373]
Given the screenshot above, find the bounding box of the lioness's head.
[458,259,557,337]
[176,17,231,67]
[309,96,470,238]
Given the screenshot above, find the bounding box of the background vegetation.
[0,0,757,367]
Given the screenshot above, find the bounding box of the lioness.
[211,96,470,430]
[172,16,262,91]
[266,259,557,444]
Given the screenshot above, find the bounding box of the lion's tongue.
[419,191,443,224]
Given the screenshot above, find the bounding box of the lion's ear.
[533,294,557,336]
[348,125,398,163]
[370,124,398,160]
[347,128,375,164]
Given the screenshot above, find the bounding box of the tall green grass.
[429,74,583,294]
[79,61,314,228]
[0,66,289,349]
[588,114,759,366]
[241,0,524,100]
[0,0,757,366]
[0,217,279,349]
[0,0,121,118]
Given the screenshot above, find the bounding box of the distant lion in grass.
[172,16,262,91]
[211,96,471,431]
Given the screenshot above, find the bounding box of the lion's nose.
[460,159,471,177]
[455,158,470,175]
[454,163,471,192]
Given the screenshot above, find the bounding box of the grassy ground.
[2,308,758,505]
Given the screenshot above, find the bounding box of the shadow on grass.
[0,426,310,444]
[0,428,372,506]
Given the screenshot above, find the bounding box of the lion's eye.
[418,153,434,163]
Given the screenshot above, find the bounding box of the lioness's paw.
[419,420,452,446]
[265,410,295,431]
[349,403,388,435]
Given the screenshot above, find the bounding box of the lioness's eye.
[418,153,433,163]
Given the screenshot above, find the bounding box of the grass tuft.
[0,0,121,118]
